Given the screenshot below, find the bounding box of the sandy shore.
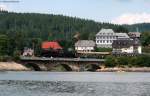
[98,67,150,72]
[0,62,30,71]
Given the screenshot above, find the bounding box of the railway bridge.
[20,56,105,71]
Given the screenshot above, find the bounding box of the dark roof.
[42,41,62,50]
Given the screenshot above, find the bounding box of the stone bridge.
[20,57,105,71]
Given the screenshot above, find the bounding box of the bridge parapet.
[20,56,105,62]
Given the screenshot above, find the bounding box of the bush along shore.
[105,55,150,68]
[99,54,150,72]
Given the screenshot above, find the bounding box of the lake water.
[0,72,150,96]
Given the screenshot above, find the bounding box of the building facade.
[96,29,116,48]
[22,48,34,56]
[95,29,130,48]
[112,38,142,55]
[75,40,95,52]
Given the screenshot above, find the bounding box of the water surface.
[0,72,150,96]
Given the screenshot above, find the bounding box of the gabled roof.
[75,40,95,47]
[116,33,130,39]
[42,41,62,50]
[96,28,115,36]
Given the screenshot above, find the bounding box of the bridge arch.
[85,64,101,71]
[52,64,72,71]
[25,63,42,71]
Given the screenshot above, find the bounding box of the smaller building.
[112,38,142,55]
[75,40,95,52]
[41,41,63,57]
[112,39,134,54]
[22,47,34,56]
[128,32,141,39]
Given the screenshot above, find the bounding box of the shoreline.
[97,67,150,72]
[0,62,150,72]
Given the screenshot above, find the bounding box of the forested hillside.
[1,11,150,58]
[124,23,150,32]
[0,11,128,57]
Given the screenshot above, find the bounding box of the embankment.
[1,62,150,72]
[0,62,30,71]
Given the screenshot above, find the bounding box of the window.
[97,40,98,43]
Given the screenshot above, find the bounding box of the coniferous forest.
[0,11,150,59]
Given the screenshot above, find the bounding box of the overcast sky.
[0,0,150,24]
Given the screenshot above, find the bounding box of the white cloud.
[112,13,150,25]
[0,4,8,11]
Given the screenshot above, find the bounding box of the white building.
[95,28,131,48]
[75,40,95,52]
[96,29,116,48]
[22,48,34,56]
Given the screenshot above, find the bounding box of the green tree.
[117,57,128,67]
[0,35,9,56]
[31,38,42,56]
[141,32,150,46]
[105,56,117,67]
